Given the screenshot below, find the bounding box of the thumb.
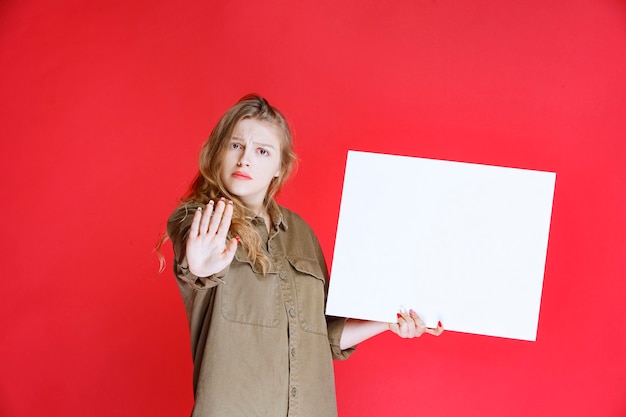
[223,236,239,260]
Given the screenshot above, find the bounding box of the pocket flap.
[286,256,326,282]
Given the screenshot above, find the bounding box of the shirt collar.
[245,199,288,231]
[268,199,288,231]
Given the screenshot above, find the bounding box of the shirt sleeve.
[167,202,229,290]
[327,315,356,359]
[309,227,357,360]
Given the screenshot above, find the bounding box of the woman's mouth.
[232,171,252,180]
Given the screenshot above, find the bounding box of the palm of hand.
[185,199,239,277]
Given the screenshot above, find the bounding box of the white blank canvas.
[326,151,556,341]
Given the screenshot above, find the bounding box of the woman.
[163,94,442,416]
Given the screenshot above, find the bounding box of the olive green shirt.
[167,201,355,417]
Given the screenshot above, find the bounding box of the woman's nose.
[237,150,251,166]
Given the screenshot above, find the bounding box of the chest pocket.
[221,257,281,328]
[287,256,328,336]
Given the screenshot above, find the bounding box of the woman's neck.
[245,203,271,233]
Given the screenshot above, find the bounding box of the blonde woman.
[161,94,442,416]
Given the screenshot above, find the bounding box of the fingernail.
[220,197,225,201]
[409,309,415,315]
[235,236,241,243]
[438,321,442,328]
[228,200,233,205]
[208,200,214,205]
[397,313,402,319]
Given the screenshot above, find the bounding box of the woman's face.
[219,118,282,211]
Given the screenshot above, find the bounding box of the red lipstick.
[232,171,252,180]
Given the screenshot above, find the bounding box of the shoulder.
[277,205,328,273]
[278,205,313,231]
[277,205,324,248]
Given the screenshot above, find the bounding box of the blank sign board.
[326,151,556,341]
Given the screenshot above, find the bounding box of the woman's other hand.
[389,309,444,338]
[185,199,239,277]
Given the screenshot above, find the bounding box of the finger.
[403,310,417,338]
[199,200,215,234]
[215,200,234,241]
[410,310,426,336]
[424,321,444,336]
[424,326,444,336]
[207,198,226,235]
[395,313,407,337]
[398,311,416,338]
[411,311,426,328]
[222,236,239,261]
[189,206,203,238]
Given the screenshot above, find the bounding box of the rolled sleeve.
[176,256,230,290]
[327,315,356,360]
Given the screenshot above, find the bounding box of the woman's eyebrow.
[230,136,277,150]
[253,142,277,149]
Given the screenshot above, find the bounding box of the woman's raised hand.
[185,199,239,277]
[389,309,444,338]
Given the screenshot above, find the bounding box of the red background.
[1,1,625,416]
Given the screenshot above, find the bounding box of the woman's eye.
[230,143,242,150]
[257,148,269,156]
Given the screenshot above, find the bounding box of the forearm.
[339,319,389,350]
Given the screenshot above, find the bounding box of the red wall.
[1,1,624,416]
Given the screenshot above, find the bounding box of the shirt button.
[289,308,296,317]
[279,271,286,280]
[291,387,297,397]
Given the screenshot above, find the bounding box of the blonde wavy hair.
[156,94,297,274]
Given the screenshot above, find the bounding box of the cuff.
[176,258,230,290]
[327,316,356,360]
